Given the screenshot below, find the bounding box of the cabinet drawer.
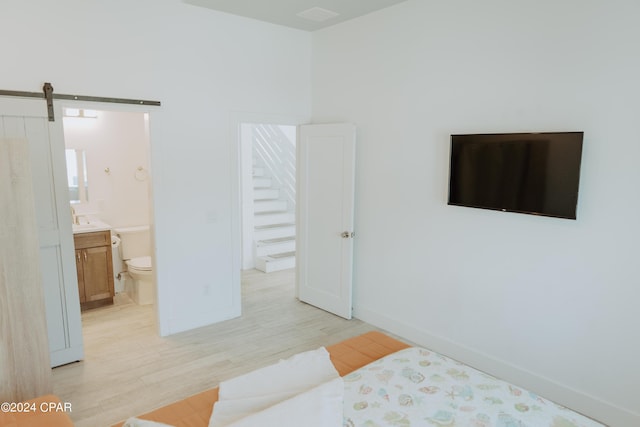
[74,230,111,249]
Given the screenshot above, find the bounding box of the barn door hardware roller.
[43,83,54,121]
[0,82,161,122]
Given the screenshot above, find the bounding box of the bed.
[112,331,604,427]
[112,331,408,427]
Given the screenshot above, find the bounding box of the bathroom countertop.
[72,220,112,234]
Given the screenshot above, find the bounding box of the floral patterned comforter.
[343,347,604,427]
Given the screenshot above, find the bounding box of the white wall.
[311,0,639,425]
[1,0,311,335]
[63,110,150,228]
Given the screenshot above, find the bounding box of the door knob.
[341,231,355,238]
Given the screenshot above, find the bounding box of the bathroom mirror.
[65,148,89,203]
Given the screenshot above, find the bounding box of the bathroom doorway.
[62,107,154,309]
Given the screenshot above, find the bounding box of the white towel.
[209,347,341,427]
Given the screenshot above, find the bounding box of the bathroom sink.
[73,223,97,231]
[72,220,112,234]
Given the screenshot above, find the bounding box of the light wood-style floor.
[51,269,389,427]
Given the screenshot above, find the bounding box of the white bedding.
[343,347,604,427]
[209,346,341,427]
[125,345,605,427]
[222,377,343,427]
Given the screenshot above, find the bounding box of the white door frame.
[239,122,299,270]
[230,112,308,308]
[239,123,257,270]
[58,100,161,330]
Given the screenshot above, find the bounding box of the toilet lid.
[127,256,152,271]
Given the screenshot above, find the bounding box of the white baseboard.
[164,305,240,336]
[354,305,638,427]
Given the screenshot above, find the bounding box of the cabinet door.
[76,250,86,303]
[82,246,114,301]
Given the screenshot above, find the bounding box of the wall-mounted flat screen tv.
[448,132,584,220]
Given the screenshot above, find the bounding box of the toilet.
[115,225,154,305]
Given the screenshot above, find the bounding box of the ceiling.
[184,0,408,31]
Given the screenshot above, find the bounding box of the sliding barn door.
[297,123,356,319]
[0,97,84,367]
[0,130,52,401]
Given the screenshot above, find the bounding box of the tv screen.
[448,132,584,219]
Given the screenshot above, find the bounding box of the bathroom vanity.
[73,228,115,310]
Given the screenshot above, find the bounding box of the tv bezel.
[447,131,584,220]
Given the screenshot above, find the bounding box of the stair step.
[269,251,296,259]
[254,189,279,200]
[257,236,295,244]
[255,237,295,256]
[253,167,265,177]
[255,253,296,273]
[254,222,296,229]
[254,211,295,226]
[254,200,287,213]
[254,223,295,241]
[253,177,272,188]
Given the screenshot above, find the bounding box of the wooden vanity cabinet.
[73,230,114,310]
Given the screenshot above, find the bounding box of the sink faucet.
[70,205,79,225]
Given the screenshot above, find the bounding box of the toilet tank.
[114,225,150,259]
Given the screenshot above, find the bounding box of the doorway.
[240,122,297,273]
[62,107,154,308]
[235,121,357,321]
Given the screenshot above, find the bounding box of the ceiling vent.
[296,7,340,22]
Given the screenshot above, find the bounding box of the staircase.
[252,164,296,272]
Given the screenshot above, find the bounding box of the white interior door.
[0,97,84,367]
[297,123,356,319]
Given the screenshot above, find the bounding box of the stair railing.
[252,124,296,211]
